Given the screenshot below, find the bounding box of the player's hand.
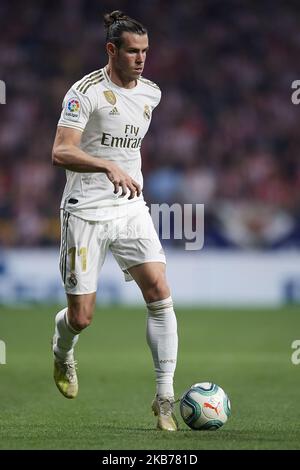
[105,162,141,200]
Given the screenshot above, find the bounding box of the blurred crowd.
[0,0,300,249]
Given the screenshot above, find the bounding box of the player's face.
[116,32,149,81]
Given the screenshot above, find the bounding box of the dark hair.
[104,10,147,48]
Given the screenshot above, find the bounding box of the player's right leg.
[52,210,106,398]
[53,293,96,399]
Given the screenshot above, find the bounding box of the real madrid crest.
[67,272,78,288]
[143,105,151,120]
[103,90,116,105]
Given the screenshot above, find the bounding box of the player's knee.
[68,306,94,331]
[71,316,92,331]
[144,274,170,303]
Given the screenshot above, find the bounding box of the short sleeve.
[57,86,96,131]
[152,88,162,109]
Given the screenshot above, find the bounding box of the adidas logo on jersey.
[109,107,120,116]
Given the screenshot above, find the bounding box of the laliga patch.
[64,98,81,121]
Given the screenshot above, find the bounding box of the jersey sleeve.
[139,76,162,110]
[152,88,162,109]
[57,86,97,131]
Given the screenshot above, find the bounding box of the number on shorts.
[68,247,87,272]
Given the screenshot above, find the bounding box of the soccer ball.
[180,382,231,430]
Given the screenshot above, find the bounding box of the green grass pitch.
[0,304,300,450]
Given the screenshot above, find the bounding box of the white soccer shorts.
[59,204,166,294]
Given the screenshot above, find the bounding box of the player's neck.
[105,65,137,89]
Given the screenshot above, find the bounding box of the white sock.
[53,308,80,361]
[146,296,178,398]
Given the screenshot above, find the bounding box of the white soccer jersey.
[57,66,161,221]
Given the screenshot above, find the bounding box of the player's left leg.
[128,262,178,431]
[110,203,178,430]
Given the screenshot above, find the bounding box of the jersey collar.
[102,66,140,94]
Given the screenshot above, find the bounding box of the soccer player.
[51,10,178,432]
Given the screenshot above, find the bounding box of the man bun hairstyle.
[104,10,147,48]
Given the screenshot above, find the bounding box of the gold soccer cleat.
[53,354,78,399]
[152,395,178,431]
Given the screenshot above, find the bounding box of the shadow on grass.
[100,425,287,443]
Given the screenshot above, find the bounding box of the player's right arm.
[52,125,141,199]
[53,82,141,199]
[52,126,108,173]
